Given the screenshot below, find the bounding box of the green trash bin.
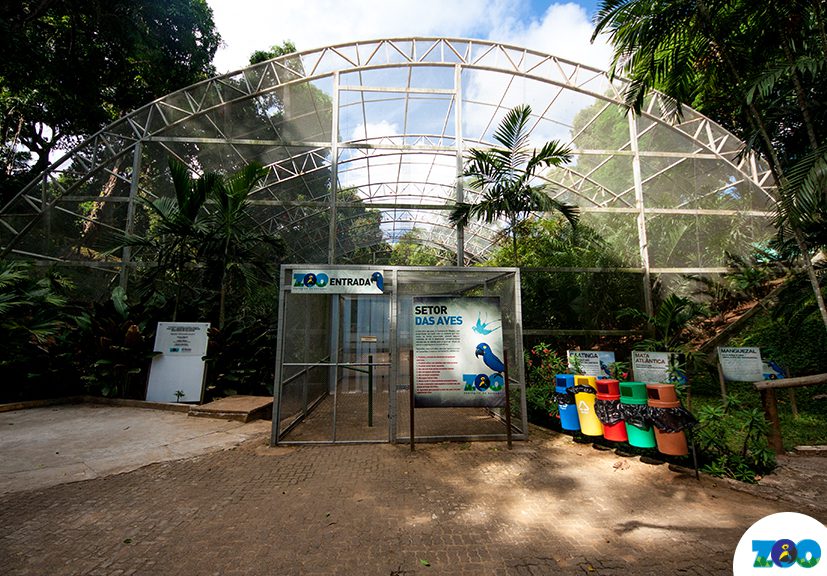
[619,382,656,449]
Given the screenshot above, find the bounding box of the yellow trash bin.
[574,375,603,437]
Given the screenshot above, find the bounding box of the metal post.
[454,64,465,266]
[628,115,654,318]
[328,71,340,264]
[120,142,142,290]
[368,353,374,427]
[504,350,512,450]
[409,349,415,452]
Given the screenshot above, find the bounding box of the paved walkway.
[0,405,824,575]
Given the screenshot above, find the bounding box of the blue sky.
[207,0,611,73]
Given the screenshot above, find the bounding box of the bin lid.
[646,383,679,403]
[555,374,574,392]
[619,381,648,404]
[596,378,620,397]
[574,375,596,387]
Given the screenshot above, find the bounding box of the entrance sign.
[718,347,764,382]
[413,296,505,408]
[290,268,384,294]
[146,322,210,403]
[567,350,615,378]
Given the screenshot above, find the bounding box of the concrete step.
[189,395,273,423]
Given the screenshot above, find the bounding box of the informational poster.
[566,350,615,379]
[631,351,687,384]
[631,351,671,383]
[413,296,505,408]
[290,268,384,294]
[718,347,764,382]
[146,322,210,403]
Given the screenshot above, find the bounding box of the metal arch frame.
[1,37,775,303]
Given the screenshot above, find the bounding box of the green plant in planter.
[525,343,566,418]
[694,398,776,483]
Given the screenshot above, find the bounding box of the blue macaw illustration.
[766,359,785,379]
[371,271,384,291]
[599,360,612,378]
[472,313,500,336]
[475,342,505,374]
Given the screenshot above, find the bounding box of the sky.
[207,0,610,74]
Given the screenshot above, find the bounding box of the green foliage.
[524,344,567,419]
[249,40,297,65]
[594,0,827,331]
[76,287,165,399]
[0,260,79,401]
[693,397,776,483]
[0,0,220,200]
[490,219,643,333]
[620,293,707,352]
[389,230,454,266]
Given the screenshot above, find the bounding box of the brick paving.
[1,425,821,576]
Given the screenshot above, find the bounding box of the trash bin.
[555,374,580,431]
[595,378,628,442]
[646,383,696,456]
[573,375,603,436]
[619,382,656,448]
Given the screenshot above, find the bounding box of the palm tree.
[129,158,218,320]
[202,162,282,329]
[593,0,827,332]
[449,104,579,267]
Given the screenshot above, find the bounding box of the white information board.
[717,347,764,382]
[146,322,210,403]
[413,296,504,408]
[567,350,615,379]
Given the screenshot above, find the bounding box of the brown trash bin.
[646,384,689,456]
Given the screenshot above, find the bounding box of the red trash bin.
[595,379,628,442]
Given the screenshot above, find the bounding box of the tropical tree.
[450,104,580,266]
[201,163,283,329]
[593,0,827,333]
[125,158,218,321]
[0,0,220,202]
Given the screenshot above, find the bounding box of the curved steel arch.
[1,36,775,311]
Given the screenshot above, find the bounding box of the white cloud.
[209,0,515,73]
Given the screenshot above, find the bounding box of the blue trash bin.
[555,374,581,431]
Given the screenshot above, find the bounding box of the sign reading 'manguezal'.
[290,269,384,294]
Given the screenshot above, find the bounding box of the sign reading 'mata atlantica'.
[413,296,505,408]
[290,268,384,294]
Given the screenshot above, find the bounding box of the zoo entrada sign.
[290,269,384,294]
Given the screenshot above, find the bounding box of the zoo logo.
[734,513,827,575]
[462,373,504,392]
[295,272,329,288]
[751,539,821,569]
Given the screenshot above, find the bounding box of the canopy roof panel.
[1,37,775,276]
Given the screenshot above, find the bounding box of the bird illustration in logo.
[771,539,797,566]
[475,343,505,374]
[371,271,384,291]
[474,374,491,391]
[472,313,500,336]
[303,273,317,287]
